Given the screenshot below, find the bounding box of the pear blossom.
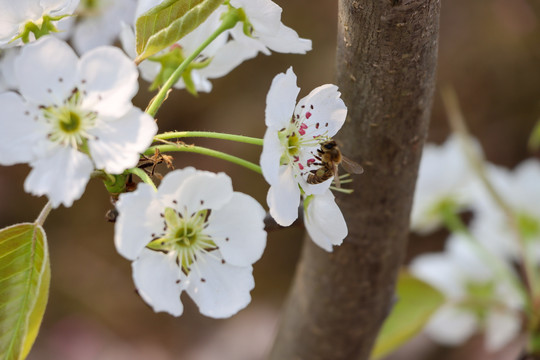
[58,0,137,54]
[410,235,523,351]
[0,36,157,207]
[0,0,80,47]
[411,135,480,234]
[470,159,540,263]
[260,67,347,226]
[228,0,312,59]
[304,190,347,252]
[114,168,267,318]
[120,3,257,94]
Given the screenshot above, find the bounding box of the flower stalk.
[145,8,242,117]
[155,131,263,146]
[145,143,262,174]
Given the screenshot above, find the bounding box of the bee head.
[322,140,337,150]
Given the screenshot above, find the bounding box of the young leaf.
[0,223,50,360]
[135,0,224,63]
[370,272,445,359]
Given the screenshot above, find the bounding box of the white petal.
[16,37,78,105]
[198,38,259,79]
[119,23,137,59]
[186,256,254,318]
[205,192,267,266]
[72,0,135,54]
[114,183,162,261]
[172,171,234,214]
[24,146,93,207]
[409,252,464,298]
[78,45,139,118]
[88,108,157,174]
[40,0,79,15]
[446,235,494,282]
[424,305,478,346]
[260,128,285,185]
[0,92,47,165]
[0,47,20,90]
[304,191,347,252]
[157,167,198,198]
[267,165,301,226]
[132,248,185,317]
[265,67,299,128]
[257,23,312,54]
[296,84,347,138]
[485,309,521,352]
[231,0,281,35]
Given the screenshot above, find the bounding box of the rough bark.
[268,1,441,360]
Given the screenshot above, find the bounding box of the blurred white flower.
[304,190,347,252]
[410,235,523,351]
[471,159,540,263]
[0,0,80,47]
[0,36,156,207]
[411,135,480,234]
[59,0,137,54]
[114,168,267,318]
[260,67,347,226]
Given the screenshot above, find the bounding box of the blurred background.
[1,0,539,359]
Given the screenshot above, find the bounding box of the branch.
[268,1,441,359]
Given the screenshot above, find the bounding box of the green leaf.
[0,223,50,360]
[371,272,446,359]
[135,0,224,63]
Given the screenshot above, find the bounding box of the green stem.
[146,144,262,174]
[145,10,241,117]
[442,86,539,301]
[155,131,264,146]
[440,196,532,315]
[127,168,158,192]
[35,201,53,226]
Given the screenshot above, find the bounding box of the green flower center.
[148,206,217,273]
[42,90,98,150]
[517,212,540,240]
[60,111,81,133]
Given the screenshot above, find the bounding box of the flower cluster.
[121,0,311,94]
[409,134,540,351]
[0,0,353,324]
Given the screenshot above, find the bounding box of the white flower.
[0,36,157,207]
[120,4,253,94]
[0,0,80,47]
[411,135,480,234]
[260,67,347,226]
[58,0,137,54]
[304,190,347,252]
[470,159,540,263]
[228,0,311,59]
[410,235,523,351]
[114,168,267,318]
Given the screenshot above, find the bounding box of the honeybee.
[306,140,364,187]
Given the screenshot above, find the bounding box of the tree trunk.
[268,1,441,359]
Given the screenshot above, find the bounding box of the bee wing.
[341,155,364,174]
